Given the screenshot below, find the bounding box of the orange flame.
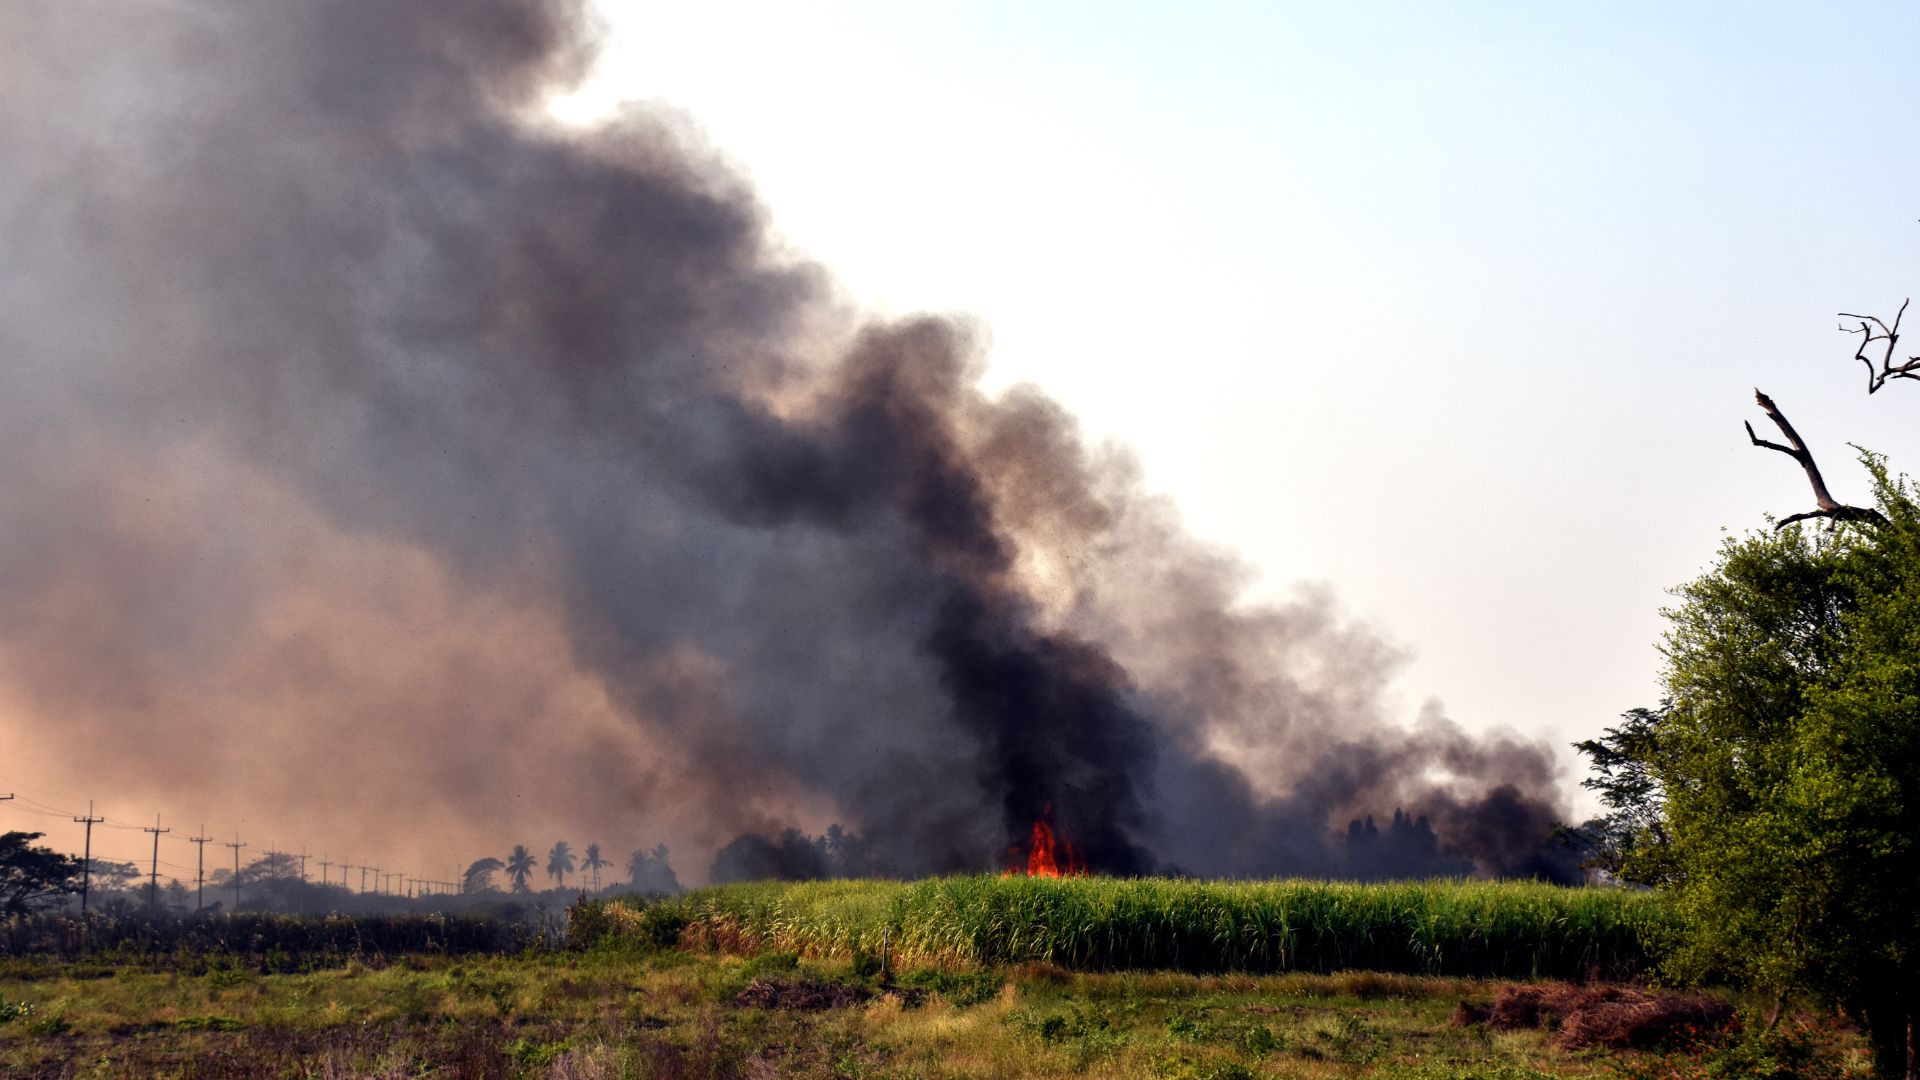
[1010,813,1086,877]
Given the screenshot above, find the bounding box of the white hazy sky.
[551,0,1920,812]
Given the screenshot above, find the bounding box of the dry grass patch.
[1453,981,1737,1051]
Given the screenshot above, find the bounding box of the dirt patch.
[1452,983,1736,1050]
[733,978,872,1011]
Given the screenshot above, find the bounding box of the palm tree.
[504,845,536,893]
[581,843,610,893]
[546,840,575,889]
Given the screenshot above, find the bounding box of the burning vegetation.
[1005,811,1086,879]
[3,0,1577,884]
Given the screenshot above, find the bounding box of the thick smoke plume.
[0,0,1571,883]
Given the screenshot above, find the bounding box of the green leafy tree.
[461,856,504,894]
[503,845,536,893]
[1564,703,1674,885]
[626,844,680,894]
[0,831,86,914]
[546,840,574,888]
[1635,459,1918,1078]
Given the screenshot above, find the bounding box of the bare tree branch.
[1838,297,1919,394]
[1746,389,1887,530]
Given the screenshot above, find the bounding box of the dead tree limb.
[1838,298,1918,394]
[1744,389,1887,530]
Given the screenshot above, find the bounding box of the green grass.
[0,909,552,966]
[609,876,1669,981]
[4,950,1863,1079]
[0,951,1614,1078]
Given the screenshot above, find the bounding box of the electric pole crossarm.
[223,836,247,912]
[141,816,171,906]
[73,803,103,914]
[187,829,213,912]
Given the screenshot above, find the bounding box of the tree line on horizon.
[461,840,680,897]
[1,832,687,916]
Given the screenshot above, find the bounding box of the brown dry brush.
[733,977,873,1011]
[1451,982,1737,1051]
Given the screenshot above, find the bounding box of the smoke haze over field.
[0,0,1571,883]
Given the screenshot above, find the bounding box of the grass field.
[0,877,1869,1078]
[0,947,1869,1079]
[601,876,1671,981]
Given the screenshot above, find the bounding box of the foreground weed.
[896,967,1002,1006]
[172,1014,245,1031]
[508,1035,574,1069]
[1307,1012,1385,1065]
[1603,1020,1867,1080]
[1007,1001,1136,1067]
[1151,1053,1260,1080]
[1377,1065,1565,1080]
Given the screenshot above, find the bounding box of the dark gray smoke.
[0,0,1571,883]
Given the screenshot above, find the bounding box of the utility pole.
[360,865,372,894]
[224,835,246,911]
[72,802,102,914]
[294,850,310,882]
[142,816,170,906]
[187,827,212,911]
[319,856,332,888]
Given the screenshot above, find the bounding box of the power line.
[0,799,81,821]
[15,794,80,815]
[6,781,490,909]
